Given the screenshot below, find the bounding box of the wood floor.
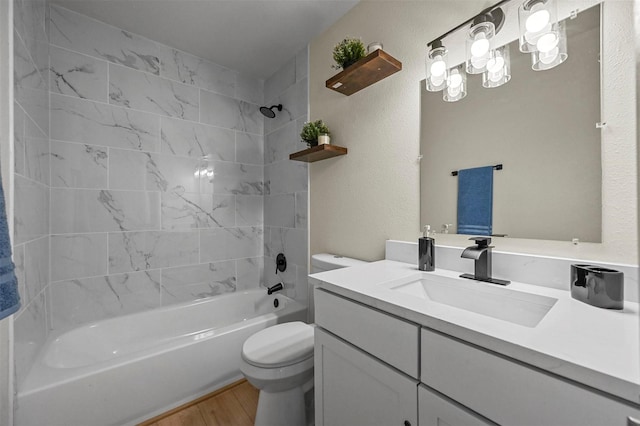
[140,380,259,426]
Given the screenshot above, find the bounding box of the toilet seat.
[241,321,314,368]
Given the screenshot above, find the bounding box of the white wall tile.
[236,74,264,105]
[264,158,307,195]
[51,233,108,282]
[264,194,295,228]
[237,257,264,290]
[108,231,199,273]
[14,292,47,385]
[51,141,108,189]
[160,48,236,97]
[212,161,263,195]
[295,191,308,229]
[161,192,235,230]
[236,195,263,226]
[24,117,49,186]
[51,94,160,152]
[108,148,148,191]
[265,119,298,164]
[295,47,308,82]
[161,117,235,161]
[161,261,236,304]
[23,236,49,305]
[236,132,264,165]
[49,270,161,330]
[14,175,49,245]
[265,56,295,104]
[51,189,160,233]
[200,227,263,262]
[200,90,262,134]
[50,5,161,75]
[109,64,199,120]
[50,46,108,101]
[265,78,308,134]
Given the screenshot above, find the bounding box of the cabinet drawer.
[421,328,640,426]
[418,385,494,426]
[315,288,419,378]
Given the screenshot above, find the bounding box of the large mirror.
[420,4,602,243]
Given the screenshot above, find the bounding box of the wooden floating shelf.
[289,144,348,163]
[326,49,402,96]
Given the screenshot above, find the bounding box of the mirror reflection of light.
[537,32,559,52]
[448,73,463,89]
[539,47,560,64]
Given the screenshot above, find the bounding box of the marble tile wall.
[263,48,309,303]
[47,5,267,331]
[13,0,51,386]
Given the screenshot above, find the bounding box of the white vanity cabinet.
[315,328,418,426]
[314,288,420,426]
[315,287,640,426]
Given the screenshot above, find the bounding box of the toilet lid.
[242,322,314,368]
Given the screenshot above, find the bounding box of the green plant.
[300,120,330,145]
[332,37,366,70]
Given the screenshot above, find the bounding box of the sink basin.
[386,274,557,328]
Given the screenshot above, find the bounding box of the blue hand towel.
[0,172,19,320]
[457,166,494,236]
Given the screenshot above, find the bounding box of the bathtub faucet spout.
[267,283,283,295]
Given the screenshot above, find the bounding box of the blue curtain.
[0,171,19,320]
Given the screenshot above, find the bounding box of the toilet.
[240,254,366,426]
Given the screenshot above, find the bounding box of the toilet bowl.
[240,254,367,426]
[240,321,314,426]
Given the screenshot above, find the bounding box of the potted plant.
[300,120,330,147]
[332,37,366,70]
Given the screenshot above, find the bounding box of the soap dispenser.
[418,225,435,271]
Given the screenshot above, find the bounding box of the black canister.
[571,264,624,310]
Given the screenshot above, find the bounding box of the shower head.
[259,104,282,118]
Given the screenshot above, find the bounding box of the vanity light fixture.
[518,0,557,52]
[466,8,504,74]
[443,64,467,102]
[482,44,511,88]
[530,20,567,70]
[425,40,448,92]
[425,0,572,102]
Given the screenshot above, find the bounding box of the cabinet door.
[418,385,495,426]
[315,328,418,426]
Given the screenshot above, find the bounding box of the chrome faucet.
[460,237,510,286]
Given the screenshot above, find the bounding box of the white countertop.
[312,260,640,405]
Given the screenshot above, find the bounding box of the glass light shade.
[482,45,511,88]
[426,45,448,91]
[443,65,467,102]
[466,21,495,74]
[531,21,567,70]
[518,0,558,53]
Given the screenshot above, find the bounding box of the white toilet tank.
[308,253,367,322]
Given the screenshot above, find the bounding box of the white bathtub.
[16,290,306,426]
